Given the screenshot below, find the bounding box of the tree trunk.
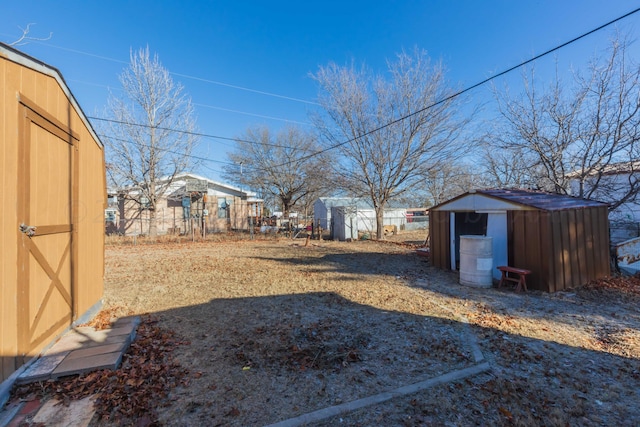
[148,181,158,238]
[148,207,158,238]
[375,206,384,240]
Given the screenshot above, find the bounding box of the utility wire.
[97,133,235,165]
[92,7,640,173]
[89,116,316,151]
[21,40,317,106]
[172,72,320,105]
[276,6,640,167]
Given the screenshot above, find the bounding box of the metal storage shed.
[429,189,610,292]
[0,43,106,389]
[313,197,407,236]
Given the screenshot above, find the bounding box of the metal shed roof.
[317,197,407,210]
[432,188,608,212]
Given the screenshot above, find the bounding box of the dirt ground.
[11,230,640,426]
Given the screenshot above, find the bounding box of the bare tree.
[311,47,470,239]
[490,34,640,212]
[100,47,198,237]
[224,125,332,217]
[423,161,487,207]
[8,23,52,46]
[479,141,537,189]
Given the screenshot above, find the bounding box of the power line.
[24,40,318,106]
[97,133,235,165]
[172,72,320,106]
[277,6,640,168]
[89,116,316,151]
[193,102,312,126]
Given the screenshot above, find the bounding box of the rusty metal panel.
[594,207,611,278]
[508,210,548,291]
[583,209,597,279]
[429,210,450,270]
[442,200,611,294]
[538,211,553,292]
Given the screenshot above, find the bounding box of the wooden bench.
[497,266,532,292]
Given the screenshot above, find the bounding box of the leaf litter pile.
[7,232,640,426]
[11,315,190,425]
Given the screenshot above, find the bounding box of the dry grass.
[97,231,640,426]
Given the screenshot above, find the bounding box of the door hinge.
[19,223,37,237]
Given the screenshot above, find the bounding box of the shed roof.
[432,188,608,212]
[0,42,103,148]
[316,197,406,210]
[317,197,374,210]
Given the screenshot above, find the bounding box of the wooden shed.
[429,189,610,292]
[0,43,105,388]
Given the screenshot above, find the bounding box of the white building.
[313,197,408,239]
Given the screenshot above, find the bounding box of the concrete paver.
[32,396,96,427]
[17,316,139,385]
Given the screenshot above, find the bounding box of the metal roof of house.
[432,188,608,212]
[317,197,374,210]
[317,197,407,210]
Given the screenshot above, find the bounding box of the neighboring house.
[111,173,263,236]
[567,161,640,222]
[567,161,640,243]
[313,197,410,238]
[429,189,610,292]
[1,43,106,392]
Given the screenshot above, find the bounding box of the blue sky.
[2,1,639,180]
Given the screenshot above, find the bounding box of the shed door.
[17,98,79,363]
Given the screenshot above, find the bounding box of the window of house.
[140,196,152,210]
[218,198,231,218]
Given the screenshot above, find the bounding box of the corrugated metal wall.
[508,207,610,292]
[430,202,610,293]
[429,210,450,270]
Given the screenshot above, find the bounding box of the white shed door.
[486,212,508,281]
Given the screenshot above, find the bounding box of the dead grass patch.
[11,230,639,426]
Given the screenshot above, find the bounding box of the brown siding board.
[538,211,552,292]
[558,211,571,291]
[548,212,562,293]
[564,209,578,290]
[429,211,450,270]
[511,211,527,268]
[575,209,588,285]
[429,193,610,295]
[595,207,611,278]
[583,209,596,279]
[524,211,543,291]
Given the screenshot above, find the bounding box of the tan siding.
[76,123,105,315]
[0,52,20,382]
[1,52,105,383]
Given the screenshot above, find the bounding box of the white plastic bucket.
[459,235,493,288]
